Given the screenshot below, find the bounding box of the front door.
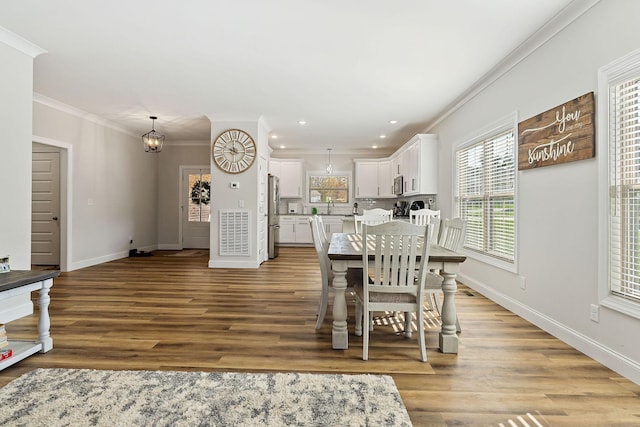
[182,168,211,249]
[31,147,61,265]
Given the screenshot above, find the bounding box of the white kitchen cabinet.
[269,159,303,198]
[377,160,393,198]
[277,216,312,244]
[295,216,313,243]
[278,217,296,243]
[400,134,438,196]
[320,216,343,240]
[354,161,379,198]
[354,160,394,199]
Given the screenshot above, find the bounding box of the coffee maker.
[394,201,408,217]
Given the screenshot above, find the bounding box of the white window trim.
[597,47,640,320]
[452,112,519,274]
[306,170,353,206]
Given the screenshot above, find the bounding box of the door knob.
[52,216,58,221]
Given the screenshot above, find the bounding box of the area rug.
[0,368,413,426]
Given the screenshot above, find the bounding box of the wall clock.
[212,129,257,174]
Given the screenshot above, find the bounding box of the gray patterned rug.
[0,368,412,426]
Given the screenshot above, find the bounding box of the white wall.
[32,100,159,271]
[0,40,36,269]
[431,0,640,384]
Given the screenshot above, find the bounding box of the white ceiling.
[1,0,578,154]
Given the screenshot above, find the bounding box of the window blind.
[455,130,515,262]
[609,76,640,302]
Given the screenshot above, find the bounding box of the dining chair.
[353,220,443,362]
[354,210,393,234]
[409,208,440,244]
[315,215,328,249]
[362,208,393,220]
[309,216,358,329]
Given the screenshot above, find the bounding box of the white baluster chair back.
[410,208,441,244]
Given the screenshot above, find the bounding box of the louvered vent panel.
[219,210,250,256]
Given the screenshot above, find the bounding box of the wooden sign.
[518,92,595,170]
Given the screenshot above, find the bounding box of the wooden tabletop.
[327,232,467,263]
[0,270,60,293]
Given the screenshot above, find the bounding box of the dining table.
[327,232,467,353]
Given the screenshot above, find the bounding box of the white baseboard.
[157,243,182,250]
[208,259,260,269]
[70,245,158,271]
[458,273,640,386]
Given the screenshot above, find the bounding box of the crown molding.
[0,26,46,58]
[427,0,601,131]
[33,93,138,138]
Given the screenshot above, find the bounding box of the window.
[188,172,211,222]
[308,174,350,204]
[454,117,516,271]
[599,48,640,316]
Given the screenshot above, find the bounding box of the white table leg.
[37,278,54,352]
[439,263,459,353]
[331,260,349,349]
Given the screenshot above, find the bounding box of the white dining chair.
[410,208,440,244]
[354,210,393,234]
[309,216,358,329]
[362,208,393,220]
[353,221,443,362]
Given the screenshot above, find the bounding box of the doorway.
[181,167,211,249]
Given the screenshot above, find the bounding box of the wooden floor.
[3,247,640,426]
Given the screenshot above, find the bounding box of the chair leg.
[355,300,363,337]
[315,286,329,330]
[363,306,370,361]
[417,308,427,362]
[404,311,412,338]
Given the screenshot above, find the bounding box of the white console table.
[0,270,58,371]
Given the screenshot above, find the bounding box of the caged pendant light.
[326,148,333,175]
[142,116,165,153]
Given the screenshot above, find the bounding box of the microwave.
[393,175,403,196]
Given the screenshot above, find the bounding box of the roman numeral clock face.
[212,129,256,174]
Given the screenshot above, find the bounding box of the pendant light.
[326,148,333,175]
[142,116,165,153]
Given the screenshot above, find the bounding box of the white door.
[258,156,268,263]
[32,149,61,265]
[182,168,211,249]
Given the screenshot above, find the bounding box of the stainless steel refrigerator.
[268,174,280,259]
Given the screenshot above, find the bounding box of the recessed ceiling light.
[389,120,398,124]
[372,145,378,149]
[271,134,278,139]
[379,134,386,139]
[298,120,307,125]
[279,145,286,149]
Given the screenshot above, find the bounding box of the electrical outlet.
[590,304,600,322]
[519,276,526,290]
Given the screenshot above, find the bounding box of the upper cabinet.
[354,134,438,199]
[269,159,303,198]
[354,160,394,199]
[400,134,438,196]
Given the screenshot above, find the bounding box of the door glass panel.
[188,173,211,222]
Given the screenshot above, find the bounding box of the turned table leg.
[331,260,349,349]
[439,263,459,354]
[37,278,54,352]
